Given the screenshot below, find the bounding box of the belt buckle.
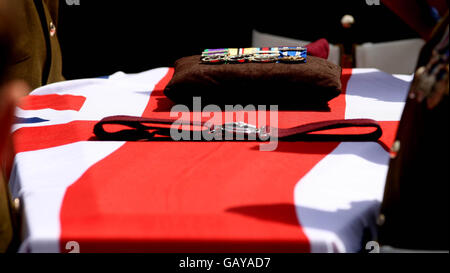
[209,122,268,139]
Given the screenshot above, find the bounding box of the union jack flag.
[10,67,411,253]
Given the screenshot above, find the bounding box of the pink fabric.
[305,38,330,60]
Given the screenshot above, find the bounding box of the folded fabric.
[164,54,342,108]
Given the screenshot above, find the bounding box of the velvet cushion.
[164,54,342,109]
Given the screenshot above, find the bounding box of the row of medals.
[201,47,307,64]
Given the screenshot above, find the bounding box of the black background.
[58,0,419,79]
[1,252,447,272]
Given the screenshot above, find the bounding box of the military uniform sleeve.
[4,0,64,91]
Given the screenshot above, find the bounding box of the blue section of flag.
[15,117,49,124]
[97,75,109,79]
[301,49,307,59]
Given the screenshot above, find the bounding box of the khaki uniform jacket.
[1,0,64,252]
[0,175,12,252]
[4,0,64,90]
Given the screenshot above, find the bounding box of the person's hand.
[0,80,29,164]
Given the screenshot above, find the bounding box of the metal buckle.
[227,54,249,63]
[201,55,227,63]
[249,52,279,62]
[208,122,268,140]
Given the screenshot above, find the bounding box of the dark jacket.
[4,0,64,91]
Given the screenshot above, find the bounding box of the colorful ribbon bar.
[201,47,307,63]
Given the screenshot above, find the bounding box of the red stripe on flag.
[340,68,352,94]
[19,94,86,111]
[13,121,97,154]
[377,121,400,152]
[60,141,338,253]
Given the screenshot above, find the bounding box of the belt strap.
[93,115,382,142]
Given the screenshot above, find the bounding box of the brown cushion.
[164,55,342,109]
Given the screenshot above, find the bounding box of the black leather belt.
[93,115,383,142]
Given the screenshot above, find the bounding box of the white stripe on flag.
[345,69,410,121]
[294,142,390,253]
